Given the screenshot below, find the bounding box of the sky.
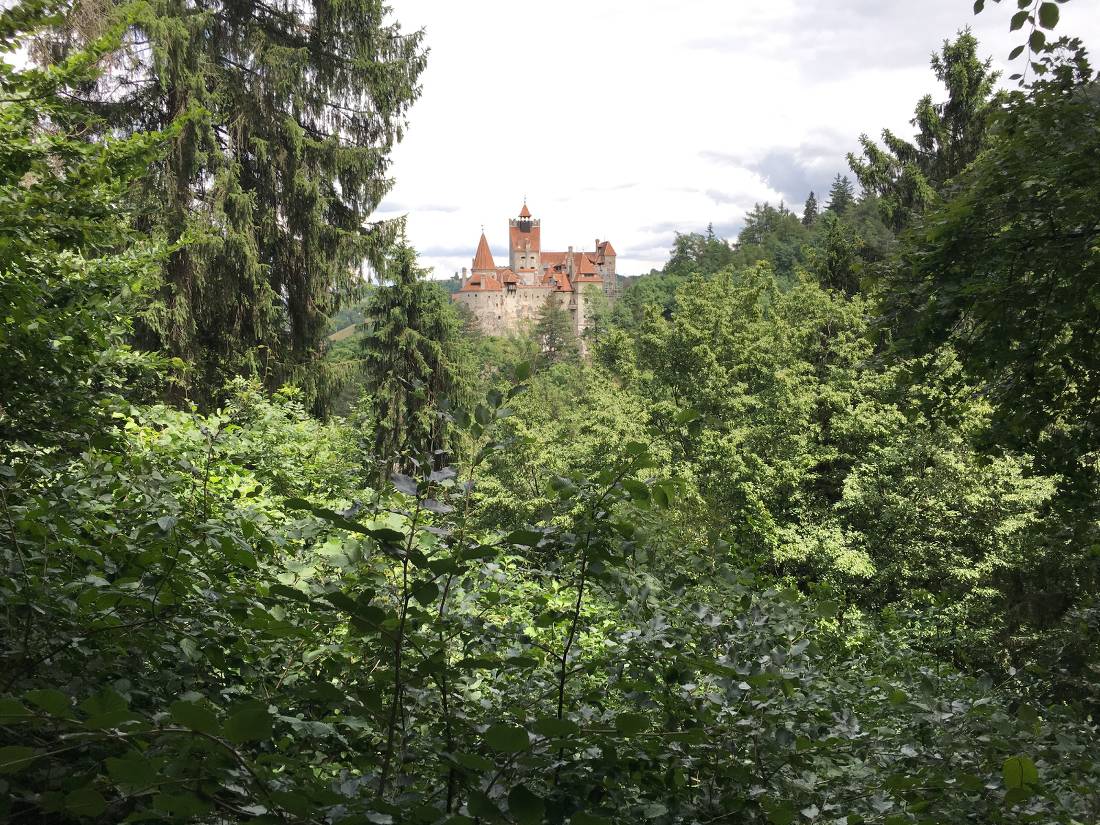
[376,0,1100,280]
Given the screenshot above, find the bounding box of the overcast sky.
[377,0,1100,279]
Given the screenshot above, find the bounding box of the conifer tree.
[360,246,467,483]
[37,0,427,412]
[802,191,819,226]
[825,174,856,215]
[848,30,998,231]
[534,293,579,368]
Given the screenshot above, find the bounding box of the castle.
[451,202,618,336]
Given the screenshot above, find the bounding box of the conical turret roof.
[519,202,531,219]
[472,232,496,271]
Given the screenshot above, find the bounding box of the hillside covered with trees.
[1,1,1099,824]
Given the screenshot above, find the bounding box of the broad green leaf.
[614,712,649,736]
[762,798,795,825]
[152,792,210,817]
[508,785,545,825]
[1002,755,1039,789]
[169,699,219,734]
[106,754,157,786]
[622,478,649,501]
[25,689,70,716]
[530,717,580,738]
[505,529,542,547]
[0,698,33,722]
[571,814,611,825]
[391,473,418,496]
[452,752,494,772]
[1010,9,1029,30]
[483,723,529,753]
[1037,2,1059,28]
[0,745,38,774]
[468,791,502,820]
[223,702,272,743]
[65,787,107,817]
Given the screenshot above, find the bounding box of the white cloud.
[380,0,1100,278]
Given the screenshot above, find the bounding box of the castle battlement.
[452,201,617,337]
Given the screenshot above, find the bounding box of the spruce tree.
[825,174,856,215]
[38,0,427,412]
[802,191,819,226]
[848,30,998,231]
[360,246,467,483]
[534,293,579,368]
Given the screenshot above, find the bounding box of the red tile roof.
[472,232,496,271]
[576,253,599,275]
[457,271,502,292]
[599,240,617,256]
[519,202,531,218]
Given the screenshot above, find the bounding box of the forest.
[1,0,1098,823]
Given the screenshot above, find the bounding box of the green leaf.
[505,529,542,547]
[152,792,210,817]
[80,688,135,728]
[514,361,532,381]
[530,717,580,738]
[411,580,440,605]
[1010,9,1029,29]
[223,702,272,743]
[1003,755,1039,789]
[106,754,156,786]
[0,745,38,774]
[1029,29,1046,51]
[1037,1,1059,28]
[621,478,650,501]
[391,473,418,496]
[973,0,984,12]
[508,785,545,825]
[1009,44,1025,59]
[571,814,611,825]
[65,786,107,818]
[468,791,503,821]
[0,698,33,722]
[674,407,701,424]
[762,798,795,825]
[483,723,529,753]
[25,689,71,717]
[614,712,649,736]
[170,699,220,734]
[452,752,494,772]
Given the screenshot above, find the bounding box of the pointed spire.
[472,231,495,271]
[519,199,531,219]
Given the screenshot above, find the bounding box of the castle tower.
[597,239,618,298]
[508,200,541,283]
[472,231,496,274]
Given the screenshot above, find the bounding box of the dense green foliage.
[2,4,1099,825]
[37,0,426,411]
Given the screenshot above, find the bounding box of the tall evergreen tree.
[38,0,427,411]
[360,246,467,483]
[801,191,818,226]
[848,30,998,231]
[533,293,579,368]
[825,174,856,215]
